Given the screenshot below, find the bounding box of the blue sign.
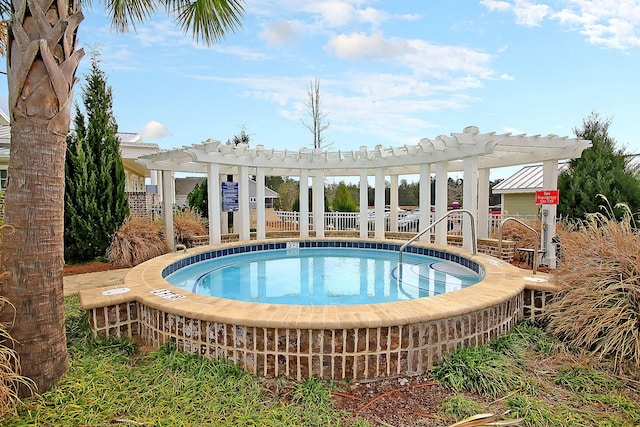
[221,182,239,211]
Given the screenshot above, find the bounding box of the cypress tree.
[558,112,640,220]
[65,53,129,263]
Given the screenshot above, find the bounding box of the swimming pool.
[166,247,482,305]
[81,238,528,380]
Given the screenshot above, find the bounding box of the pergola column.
[374,168,385,239]
[256,167,266,240]
[542,160,559,268]
[477,168,490,239]
[419,163,431,242]
[300,169,309,237]
[238,166,250,241]
[314,169,325,238]
[390,175,399,232]
[462,155,479,251]
[359,169,368,238]
[207,163,221,244]
[434,162,448,245]
[161,170,175,250]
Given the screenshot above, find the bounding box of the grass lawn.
[2,296,640,426]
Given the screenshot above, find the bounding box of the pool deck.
[65,269,131,296]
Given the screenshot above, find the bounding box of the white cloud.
[142,121,171,139]
[260,20,304,46]
[324,32,495,80]
[483,0,640,49]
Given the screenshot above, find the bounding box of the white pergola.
[138,126,591,268]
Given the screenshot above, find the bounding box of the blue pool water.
[166,247,482,306]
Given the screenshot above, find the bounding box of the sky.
[2,0,640,180]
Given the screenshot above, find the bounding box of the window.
[0,169,7,191]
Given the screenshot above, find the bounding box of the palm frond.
[164,0,244,45]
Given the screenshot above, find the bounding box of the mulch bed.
[63,261,128,276]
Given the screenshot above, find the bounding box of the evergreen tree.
[187,179,208,218]
[332,182,357,212]
[65,54,129,263]
[558,112,640,220]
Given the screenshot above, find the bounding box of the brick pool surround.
[80,238,528,329]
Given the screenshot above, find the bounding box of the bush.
[544,198,640,374]
[105,216,168,267]
[173,208,208,247]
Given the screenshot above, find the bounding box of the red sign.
[535,190,559,205]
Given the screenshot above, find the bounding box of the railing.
[497,217,540,275]
[399,209,477,270]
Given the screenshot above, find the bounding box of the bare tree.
[301,78,331,150]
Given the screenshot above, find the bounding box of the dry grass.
[544,199,640,374]
[105,216,169,267]
[173,208,208,248]
[0,296,37,416]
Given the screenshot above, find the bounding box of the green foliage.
[293,188,329,212]
[4,317,345,426]
[187,179,208,218]
[558,112,640,220]
[432,345,522,398]
[505,395,556,426]
[331,182,357,212]
[65,53,129,263]
[554,366,619,393]
[439,394,485,420]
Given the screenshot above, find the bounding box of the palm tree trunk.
[1,122,69,394]
[0,0,84,394]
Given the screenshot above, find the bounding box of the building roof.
[493,154,640,194]
[492,163,568,194]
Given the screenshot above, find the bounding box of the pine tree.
[332,182,357,212]
[558,112,640,220]
[65,53,129,263]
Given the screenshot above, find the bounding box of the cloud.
[483,0,640,49]
[142,121,171,139]
[324,32,494,80]
[481,0,549,27]
[260,20,304,46]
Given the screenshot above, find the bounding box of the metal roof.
[493,154,640,193]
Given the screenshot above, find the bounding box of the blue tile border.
[162,240,483,279]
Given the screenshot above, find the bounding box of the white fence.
[255,210,536,235]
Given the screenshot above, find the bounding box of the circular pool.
[165,246,483,305]
[81,238,528,381]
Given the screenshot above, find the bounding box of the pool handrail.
[399,209,477,269]
[497,217,539,275]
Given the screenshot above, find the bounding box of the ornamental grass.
[544,198,640,374]
[105,216,169,267]
[173,207,208,247]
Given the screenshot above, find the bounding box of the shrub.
[105,216,168,267]
[173,208,208,247]
[544,198,640,374]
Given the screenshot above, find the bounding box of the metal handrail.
[497,217,540,275]
[399,209,477,269]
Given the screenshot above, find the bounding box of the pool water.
[166,247,482,306]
